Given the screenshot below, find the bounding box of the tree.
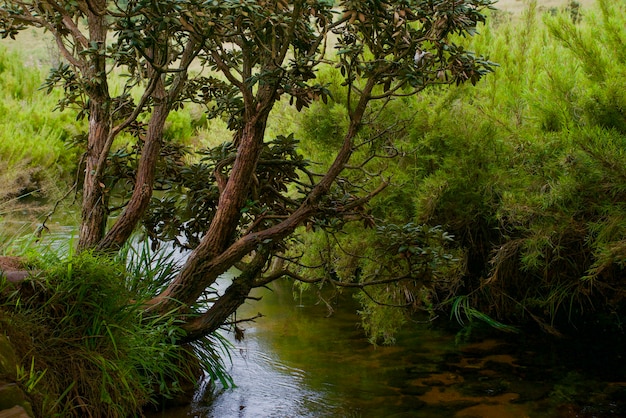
[0,0,495,342]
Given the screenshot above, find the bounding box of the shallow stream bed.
[147,282,626,418]
[3,219,624,417]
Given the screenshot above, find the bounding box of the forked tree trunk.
[151,80,376,341]
[95,40,197,252]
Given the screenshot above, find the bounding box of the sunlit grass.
[0,47,81,206]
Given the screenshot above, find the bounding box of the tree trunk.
[77,2,110,251]
[95,39,197,252]
[153,106,273,311]
[181,249,269,342]
[149,80,376,340]
[97,89,168,252]
[77,105,110,251]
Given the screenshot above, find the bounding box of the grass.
[493,0,594,15]
[0,46,81,210]
[0,242,232,417]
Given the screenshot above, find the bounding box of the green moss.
[0,384,34,417]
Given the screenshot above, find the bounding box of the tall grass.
[0,241,232,417]
[0,46,81,207]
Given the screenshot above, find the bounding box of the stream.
[3,218,626,417]
[147,279,626,418]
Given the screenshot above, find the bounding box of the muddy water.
[148,280,626,418]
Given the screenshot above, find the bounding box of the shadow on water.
[148,280,626,418]
[4,214,626,417]
[4,217,625,418]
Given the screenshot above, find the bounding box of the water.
[3,218,625,417]
[147,281,626,418]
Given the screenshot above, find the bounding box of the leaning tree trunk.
[151,108,271,310]
[151,79,376,341]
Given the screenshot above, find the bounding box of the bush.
[288,0,626,339]
[0,245,231,417]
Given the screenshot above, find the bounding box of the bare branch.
[255,268,417,289]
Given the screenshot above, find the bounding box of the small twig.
[36,184,77,238]
[224,312,264,325]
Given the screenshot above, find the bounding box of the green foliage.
[0,245,232,417]
[357,297,408,345]
[286,0,626,340]
[299,101,350,149]
[0,47,81,205]
[450,295,519,333]
[393,0,626,333]
[122,241,234,390]
[1,252,143,417]
[4,0,500,351]
[5,0,625,354]
[163,109,207,144]
[288,221,464,344]
[144,133,312,250]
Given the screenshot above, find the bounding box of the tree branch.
[256,268,415,289]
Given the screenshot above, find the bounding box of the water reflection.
[197,332,338,418]
[4,217,625,417]
[149,278,626,418]
[153,284,369,418]
[148,282,522,418]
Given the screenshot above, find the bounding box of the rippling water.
[199,336,338,417]
[147,278,626,418]
[4,220,625,417]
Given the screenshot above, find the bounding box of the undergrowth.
[288,0,626,341]
[0,242,232,417]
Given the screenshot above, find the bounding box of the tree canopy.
[0,0,495,341]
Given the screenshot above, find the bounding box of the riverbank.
[0,250,223,418]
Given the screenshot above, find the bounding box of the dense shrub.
[289,0,626,340]
[0,246,231,417]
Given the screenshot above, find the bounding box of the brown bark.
[96,39,199,252]
[77,1,111,251]
[150,121,268,309]
[96,91,168,252]
[149,79,378,341]
[78,101,110,251]
[180,249,270,341]
[151,84,276,311]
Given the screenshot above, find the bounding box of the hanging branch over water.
[0,0,496,342]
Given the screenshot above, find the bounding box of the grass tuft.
[0,242,232,417]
